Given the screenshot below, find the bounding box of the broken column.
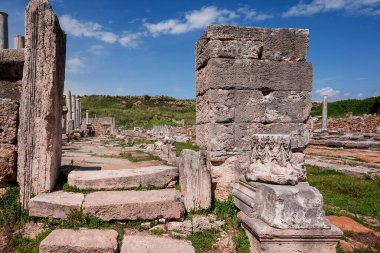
[17,0,66,208]
[0,12,9,49]
[65,90,73,133]
[14,35,25,49]
[71,95,76,128]
[85,110,89,125]
[322,95,328,130]
[196,25,341,252]
[75,97,80,129]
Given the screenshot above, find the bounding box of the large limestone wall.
[195,25,312,199]
[17,0,66,207]
[0,49,24,186]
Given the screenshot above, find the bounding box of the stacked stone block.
[0,49,24,186]
[17,0,66,208]
[195,25,312,199]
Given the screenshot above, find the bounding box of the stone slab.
[82,189,185,221]
[179,150,211,211]
[29,191,84,219]
[39,229,118,253]
[68,165,178,190]
[196,58,312,95]
[121,235,195,253]
[0,99,19,144]
[238,212,342,253]
[0,144,17,186]
[0,49,24,81]
[233,180,330,229]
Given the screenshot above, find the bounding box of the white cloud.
[237,6,274,21]
[66,56,86,74]
[283,0,380,17]
[316,86,341,97]
[60,15,118,43]
[119,32,145,48]
[144,6,238,36]
[87,45,110,56]
[357,92,364,97]
[344,92,351,96]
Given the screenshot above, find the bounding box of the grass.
[92,152,162,163]
[11,229,52,253]
[151,228,165,235]
[188,228,220,253]
[307,165,380,229]
[314,154,368,163]
[0,186,23,231]
[133,184,161,191]
[174,142,200,157]
[126,218,149,231]
[311,96,380,118]
[62,183,96,195]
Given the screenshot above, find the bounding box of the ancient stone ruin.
[17,0,66,207]
[196,25,342,252]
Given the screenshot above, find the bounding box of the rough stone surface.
[167,220,193,235]
[121,235,195,253]
[17,0,66,208]
[82,189,185,221]
[0,99,19,144]
[0,144,17,186]
[0,49,24,81]
[178,150,211,211]
[233,179,330,229]
[29,191,84,219]
[68,165,178,190]
[238,212,342,253]
[0,81,22,100]
[192,215,225,233]
[39,229,118,253]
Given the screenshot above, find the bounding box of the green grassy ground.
[307,165,380,229]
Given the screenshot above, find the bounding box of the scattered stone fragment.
[39,229,118,253]
[167,220,192,235]
[121,235,195,253]
[28,191,84,219]
[192,215,225,233]
[149,224,166,233]
[141,222,151,229]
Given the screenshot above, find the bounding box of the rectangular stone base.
[238,212,342,253]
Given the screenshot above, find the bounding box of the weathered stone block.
[29,191,84,219]
[0,81,22,100]
[196,58,312,95]
[0,144,17,186]
[195,25,309,69]
[39,229,118,253]
[179,150,211,211]
[82,189,185,221]
[196,123,234,151]
[234,180,330,229]
[0,99,19,144]
[196,89,235,124]
[238,212,342,253]
[17,0,66,208]
[0,49,24,81]
[121,235,195,253]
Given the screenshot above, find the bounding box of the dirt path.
[305,146,380,163]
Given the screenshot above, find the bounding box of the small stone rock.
[149,224,166,233]
[158,218,166,224]
[167,220,192,235]
[141,222,151,229]
[192,215,225,233]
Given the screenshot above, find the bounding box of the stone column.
[14,35,25,49]
[65,90,72,133]
[17,0,66,208]
[71,95,76,128]
[0,12,9,49]
[79,100,82,126]
[85,110,89,125]
[322,95,328,130]
[75,98,80,129]
[196,25,341,252]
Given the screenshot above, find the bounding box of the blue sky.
[1,0,380,101]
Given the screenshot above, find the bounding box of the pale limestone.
[121,235,195,253]
[29,191,84,219]
[82,189,185,221]
[39,229,118,253]
[68,165,178,190]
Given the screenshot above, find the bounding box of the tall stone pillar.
[322,95,328,130]
[14,35,25,49]
[65,90,73,133]
[79,100,82,126]
[0,12,9,49]
[85,110,89,125]
[75,98,80,129]
[71,95,76,128]
[196,25,341,252]
[17,0,66,208]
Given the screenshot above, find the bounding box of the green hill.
[311,96,380,118]
[78,95,379,129]
[80,95,195,130]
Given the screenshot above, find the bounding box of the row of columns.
[65,90,89,133]
[0,12,25,49]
